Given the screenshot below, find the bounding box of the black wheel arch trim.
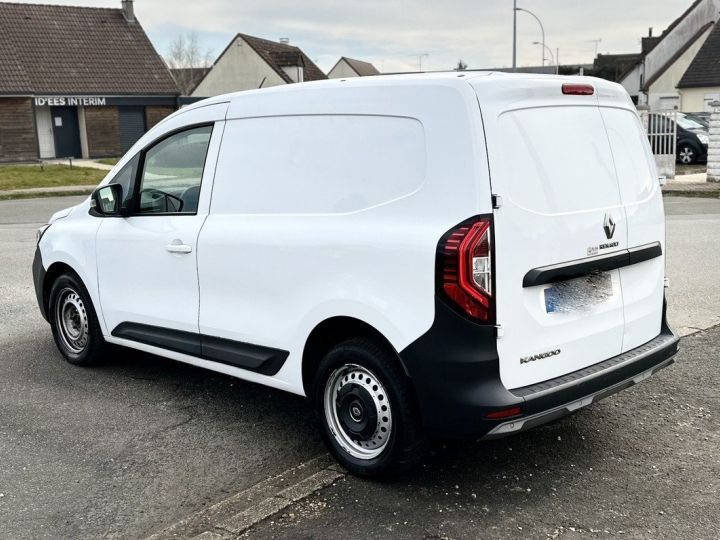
[111,322,289,376]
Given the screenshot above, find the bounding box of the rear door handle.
[166,242,192,254]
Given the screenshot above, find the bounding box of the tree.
[455,59,468,71]
[166,32,213,95]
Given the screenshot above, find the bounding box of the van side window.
[137,125,213,215]
[109,154,139,208]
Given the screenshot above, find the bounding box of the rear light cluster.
[437,216,494,324]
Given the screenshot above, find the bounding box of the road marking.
[145,454,345,540]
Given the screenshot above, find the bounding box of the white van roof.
[170,71,632,129]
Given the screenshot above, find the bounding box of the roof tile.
[0,2,178,95]
[678,22,720,88]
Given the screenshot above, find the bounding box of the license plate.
[544,272,613,313]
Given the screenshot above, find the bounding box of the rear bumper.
[399,298,679,438]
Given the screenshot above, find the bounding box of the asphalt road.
[0,195,718,539]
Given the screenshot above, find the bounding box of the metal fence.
[638,109,677,179]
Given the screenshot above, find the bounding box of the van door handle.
[166,242,192,254]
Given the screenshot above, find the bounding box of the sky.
[16,0,694,72]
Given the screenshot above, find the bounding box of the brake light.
[562,83,594,95]
[438,216,494,323]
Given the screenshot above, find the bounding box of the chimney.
[648,27,653,37]
[279,37,290,44]
[122,0,135,23]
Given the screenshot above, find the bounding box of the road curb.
[662,189,720,198]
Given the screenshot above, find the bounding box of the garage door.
[119,107,146,153]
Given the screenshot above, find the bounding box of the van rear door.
[596,90,665,353]
[470,76,633,390]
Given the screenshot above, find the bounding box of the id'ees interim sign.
[34,96,107,106]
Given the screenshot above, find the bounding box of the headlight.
[36,224,50,244]
[696,132,709,145]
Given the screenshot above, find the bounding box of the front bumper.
[399,298,679,438]
[32,246,48,321]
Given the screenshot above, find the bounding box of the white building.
[619,0,720,109]
[327,57,380,78]
[192,34,326,97]
[677,21,720,111]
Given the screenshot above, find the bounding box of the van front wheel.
[314,338,426,477]
[48,272,106,366]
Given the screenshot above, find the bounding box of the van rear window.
[211,115,426,215]
[497,106,620,214]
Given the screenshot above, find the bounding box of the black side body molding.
[111,322,288,376]
[523,242,662,288]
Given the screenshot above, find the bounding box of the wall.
[146,106,175,128]
[192,36,287,97]
[647,25,713,110]
[680,87,720,111]
[0,98,37,162]
[328,59,359,79]
[620,63,642,99]
[85,106,121,157]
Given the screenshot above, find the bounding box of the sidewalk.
[0,184,96,201]
[663,174,720,198]
[43,158,114,171]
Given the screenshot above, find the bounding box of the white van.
[33,72,679,476]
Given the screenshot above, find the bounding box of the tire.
[48,271,107,366]
[677,144,698,165]
[314,338,426,477]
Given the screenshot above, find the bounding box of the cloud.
[17,0,687,72]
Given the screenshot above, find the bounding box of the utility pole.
[556,47,559,74]
[512,0,517,71]
[415,53,429,72]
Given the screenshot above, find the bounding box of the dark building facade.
[0,1,179,162]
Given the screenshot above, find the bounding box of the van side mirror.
[90,184,124,216]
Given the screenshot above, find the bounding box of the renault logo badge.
[603,213,616,240]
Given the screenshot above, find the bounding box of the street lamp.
[414,53,429,72]
[515,6,546,66]
[533,41,557,74]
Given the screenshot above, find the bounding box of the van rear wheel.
[314,338,426,477]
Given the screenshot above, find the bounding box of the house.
[191,34,326,97]
[0,0,179,162]
[677,22,720,111]
[592,53,642,83]
[476,64,593,76]
[616,0,720,109]
[327,57,380,78]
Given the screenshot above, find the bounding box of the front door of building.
[51,106,81,158]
